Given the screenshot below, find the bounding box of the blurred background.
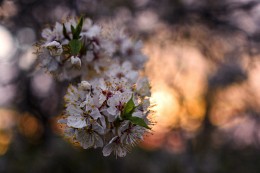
[1,0,260,172]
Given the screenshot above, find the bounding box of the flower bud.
[70,56,81,68]
[79,81,91,90]
[45,41,63,56]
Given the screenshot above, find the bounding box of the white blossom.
[58,67,152,157]
[75,122,104,149]
[102,136,128,157]
[38,16,153,157]
[107,92,132,122]
[120,122,146,145]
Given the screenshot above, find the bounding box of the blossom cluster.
[36,17,151,157]
[36,17,147,80]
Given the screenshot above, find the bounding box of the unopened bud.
[45,41,63,56]
[79,80,91,90]
[71,56,81,68]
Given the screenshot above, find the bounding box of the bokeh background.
[1,0,260,172]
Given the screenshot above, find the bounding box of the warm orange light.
[141,31,208,151]
[18,113,43,140]
[0,109,17,156]
[0,131,12,156]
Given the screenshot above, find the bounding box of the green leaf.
[80,40,87,55]
[120,95,150,129]
[122,95,135,118]
[69,39,82,55]
[63,24,71,40]
[128,116,150,129]
[73,17,84,39]
[71,25,75,34]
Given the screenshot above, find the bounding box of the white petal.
[98,94,106,106]
[107,106,117,116]
[67,115,86,128]
[126,71,138,82]
[85,51,94,62]
[93,133,103,148]
[122,61,132,71]
[107,113,117,122]
[85,25,101,38]
[117,147,127,157]
[137,77,151,97]
[99,116,106,129]
[64,128,75,137]
[57,119,67,124]
[48,60,58,71]
[79,101,87,108]
[90,108,102,120]
[99,78,107,90]
[76,130,92,149]
[41,28,52,40]
[54,22,63,35]
[119,120,130,132]
[102,143,114,157]
[92,122,105,134]
[66,105,83,116]
[132,111,143,118]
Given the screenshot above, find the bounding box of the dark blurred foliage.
[1,0,260,173]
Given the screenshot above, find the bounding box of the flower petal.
[102,143,114,157]
[67,115,86,128]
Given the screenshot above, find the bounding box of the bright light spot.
[0,25,16,62]
[0,84,16,106]
[0,62,18,84]
[17,27,36,45]
[19,48,37,70]
[141,87,180,150]
[151,89,180,129]
[31,73,53,97]
[0,109,17,130]
[142,36,208,151]
[136,10,159,31]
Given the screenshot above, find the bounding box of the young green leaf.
[80,40,87,55]
[63,24,71,40]
[69,39,82,55]
[73,17,84,39]
[71,25,76,35]
[122,95,136,118]
[128,116,150,129]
